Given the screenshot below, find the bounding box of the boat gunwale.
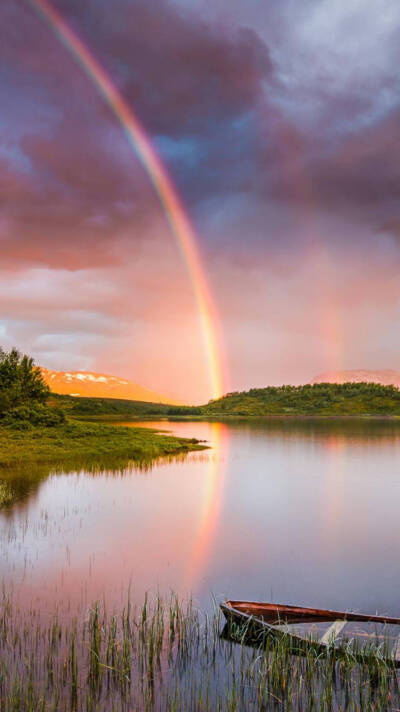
[222,600,400,626]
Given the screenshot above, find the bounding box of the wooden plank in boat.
[320,620,346,644]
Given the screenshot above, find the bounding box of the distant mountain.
[312,369,400,387]
[41,368,178,404]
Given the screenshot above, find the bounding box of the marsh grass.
[0,592,399,711]
[0,420,204,469]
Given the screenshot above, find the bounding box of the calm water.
[1,418,400,617]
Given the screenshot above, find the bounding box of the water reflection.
[211,416,400,447]
[320,435,346,556]
[1,418,400,617]
[0,463,52,511]
[183,422,229,591]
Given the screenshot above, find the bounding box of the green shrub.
[4,404,66,427]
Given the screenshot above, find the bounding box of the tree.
[0,347,49,415]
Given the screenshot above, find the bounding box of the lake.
[1,418,400,618]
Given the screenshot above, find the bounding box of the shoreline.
[72,413,400,422]
[0,419,205,469]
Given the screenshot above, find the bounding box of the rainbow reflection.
[183,422,229,592]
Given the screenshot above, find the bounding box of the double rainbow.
[27,0,224,401]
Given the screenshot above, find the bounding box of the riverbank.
[0,419,204,468]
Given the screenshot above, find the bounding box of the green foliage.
[166,405,202,415]
[52,394,202,418]
[3,403,65,428]
[53,393,173,417]
[0,347,49,416]
[202,382,400,416]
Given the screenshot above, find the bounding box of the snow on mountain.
[41,368,179,404]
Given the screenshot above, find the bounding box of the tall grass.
[0,592,399,711]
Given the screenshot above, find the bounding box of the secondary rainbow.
[26,0,224,400]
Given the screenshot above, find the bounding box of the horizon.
[37,362,400,405]
[2,1,400,402]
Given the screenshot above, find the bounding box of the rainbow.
[26,0,225,401]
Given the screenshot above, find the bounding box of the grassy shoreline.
[168,412,400,423]
[0,419,205,468]
[69,412,400,423]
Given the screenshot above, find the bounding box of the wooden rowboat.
[220,600,400,664]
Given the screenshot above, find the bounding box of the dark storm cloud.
[225,99,400,245]
[50,0,273,135]
[303,106,400,229]
[1,0,399,262]
[0,0,273,270]
[0,119,153,270]
[379,219,400,242]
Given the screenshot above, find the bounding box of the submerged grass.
[0,592,399,711]
[0,420,204,469]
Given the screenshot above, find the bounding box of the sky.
[1,0,400,403]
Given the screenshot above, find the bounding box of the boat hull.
[220,600,400,665]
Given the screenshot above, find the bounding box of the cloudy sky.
[1,0,400,402]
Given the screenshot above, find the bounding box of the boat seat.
[320,620,347,644]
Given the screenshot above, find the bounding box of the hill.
[54,382,400,418]
[201,382,400,416]
[313,369,400,387]
[52,393,175,417]
[41,368,178,404]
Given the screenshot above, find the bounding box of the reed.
[0,591,399,711]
